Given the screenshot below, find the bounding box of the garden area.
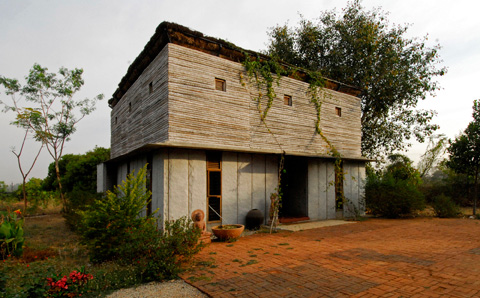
[1,164,204,297]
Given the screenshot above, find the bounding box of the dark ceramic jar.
[245,209,264,230]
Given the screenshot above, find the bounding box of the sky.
[0,0,479,186]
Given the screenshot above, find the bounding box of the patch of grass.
[253,248,263,251]
[232,259,242,263]
[246,260,258,266]
[286,247,294,250]
[209,251,217,255]
[187,275,212,282]
[264,252,270,254]
[249,254,257,258]
[274,253,281,256]
[278,243,289,246]
[226,244,234,247]
[240,260,258,267]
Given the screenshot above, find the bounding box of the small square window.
[148,82,153,94]
[215,78,226,91]
[284,95,292,106]
[335,107,342,117]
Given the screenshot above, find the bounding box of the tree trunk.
[22,178,27,214]
[474,167,478,216]
[55,160,67,213]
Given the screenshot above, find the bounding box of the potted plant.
[211,224,244,241]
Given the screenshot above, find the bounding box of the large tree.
[447,100,480,215]
[266,0,446,158]
[0,64,104,211]
[43,147,110,194]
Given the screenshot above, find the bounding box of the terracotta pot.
[211,224,244,240]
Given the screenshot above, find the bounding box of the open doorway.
[279,156,308,222]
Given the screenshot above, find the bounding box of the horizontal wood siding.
[111,46,169,158]
[167,44,362,158]
[111,43,361,159]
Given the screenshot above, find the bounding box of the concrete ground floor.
[182,217,480,297]
[98,147,366,228]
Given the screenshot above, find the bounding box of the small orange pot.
[211,224,244,240]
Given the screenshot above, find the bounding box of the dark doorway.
[279,156,308,221]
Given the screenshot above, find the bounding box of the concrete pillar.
[96,163,107,193]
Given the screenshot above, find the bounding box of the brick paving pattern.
[181,218,480,297]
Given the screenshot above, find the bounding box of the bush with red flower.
[46,267,93,297]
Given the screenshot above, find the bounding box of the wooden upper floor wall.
[111,43,362,159]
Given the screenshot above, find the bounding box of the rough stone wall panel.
[265,155,278,224]
[252,154,266,217]
[167,149,189,220]
[237,153,252,226]
[152,150,166,227]
[188,150,207,216]
[222,152,238,224]
[308,159,319,220]
[326,162,336,219]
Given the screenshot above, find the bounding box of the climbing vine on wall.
[240,54,349,230]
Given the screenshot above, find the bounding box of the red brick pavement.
[181,218,480,297]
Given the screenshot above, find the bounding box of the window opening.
[215,78,226,91]
[149,81,153,94]
[284,95,292,106]
[129,102,132,112]
[207,151,222,222]
[335,107,342,117]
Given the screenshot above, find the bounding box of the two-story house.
[98,22,368,228]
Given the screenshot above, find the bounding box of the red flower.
[14,209,21,216]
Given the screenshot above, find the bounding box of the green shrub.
[366,173,425,218]
[78,164,202,282]
[116,216,201,282]
[137,217,202,281]
[0,209,25,259]
[78,165,153,263]
[432,194,460,218]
